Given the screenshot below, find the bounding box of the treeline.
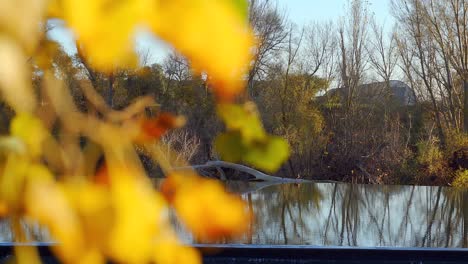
[14,0,468,185]
[247,0,468,185]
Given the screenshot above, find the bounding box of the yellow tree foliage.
[0,0,290,263]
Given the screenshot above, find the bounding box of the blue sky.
[48,0,394,64]
[278,0,393,27]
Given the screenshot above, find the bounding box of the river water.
[181,182,468,248]
[1,181,468,248]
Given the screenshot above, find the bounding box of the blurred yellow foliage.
[162,173,250,242]
[0,0,290,263]
[47,0,253,100]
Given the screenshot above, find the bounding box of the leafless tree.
[247,0,288,95]
[162,51,191,82]
[392,0,446,144]
[367,20,398,84]
[303,21,338,86]
[137,47,154,67]
[338,0,371,110]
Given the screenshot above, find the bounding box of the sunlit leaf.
[153,241,201,264]
[217,102,265,143]
[10,113,48,158]
[150,0,254,100]
[14,245,42,264]
[0,0,46,53]
[244,136,290,172]
[136,113,186,143]
[107,168,166,263]
[229,0,249,21]
[214,132,244,163]
[215,132,290,172]
[0,155,28,207]
[0,37,36,113]
[173,178,250,242]
[25,180,85,263]
[56,0,147,72]
[216,102,290,172]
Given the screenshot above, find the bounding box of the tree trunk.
[107,73,114,108]
[464,79,468,133]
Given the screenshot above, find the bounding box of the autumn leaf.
[49,0,253,101]
[153,241,201,264]
[0,38,36,113]
[243,136,290,172]
[107,168,166,263]
[10,113,48,158]
[25,179,86,263]
[136,113,186,143]
[215,102,290,172]
[215,132,290,172]
[0,0,47,53]
[172,178,250,242]
[217,102,265,143]
[148,0,254,100]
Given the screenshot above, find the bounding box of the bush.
[452,169,468,188]
[414,137,453,184]
[416,138,444,175]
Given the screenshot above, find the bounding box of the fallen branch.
[174,161,311,183]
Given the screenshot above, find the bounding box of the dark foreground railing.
[2,243,468,263]
[197,244,468,264]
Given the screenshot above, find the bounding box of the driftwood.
[174,161,311,183]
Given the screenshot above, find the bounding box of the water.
[188,182,468,248]
[2,182,468,249]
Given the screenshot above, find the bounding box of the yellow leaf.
[149,0,254,100]
[107,168,166,263]
[0,37,36,113]
[173,178,250,242]
[14,246,42,264]
[25,180,85,263]
[77,248,105,264]
[0,0,46,53]
[0,200,9,217]
[56,0,150,72]
[217,102,266,143]
[11,113,48,158]
[153,241,201,264]
[63,181,112,249]
[0,155,29,207]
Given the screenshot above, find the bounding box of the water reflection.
[0,218,50,242]
[224,182,468,248]
[1,182,468,248]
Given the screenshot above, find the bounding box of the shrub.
[416,138,444,175]
[452,169,468,188]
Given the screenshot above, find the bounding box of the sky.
[48,0,395,64]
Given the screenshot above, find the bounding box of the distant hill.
[318,80,416,107]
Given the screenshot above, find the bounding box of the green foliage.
[416,138,444,175]
[215,103,290,172]
[230,0,249,20]
[446,130,468,154]
[215,131,289,172]
[452,169,468,188]
[217,102,265,143]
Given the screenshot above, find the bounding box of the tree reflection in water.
[227,182,468,248]
[0,182,467,248]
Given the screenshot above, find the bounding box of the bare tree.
[279,24,304,177]
[437,0,468,132]
[338,0,370,110]
[367,20,398,84]
[138,47,154,67]
[247,0,288,95]
[162,51,191,82]
[300,21,339,91]
[392,0,446,145]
